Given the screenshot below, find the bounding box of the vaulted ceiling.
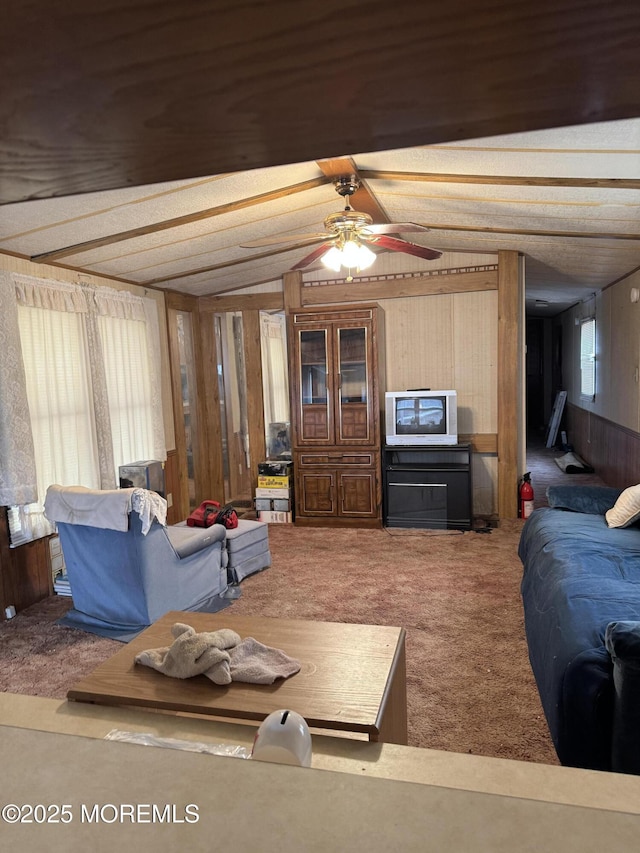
[2,1,640,317]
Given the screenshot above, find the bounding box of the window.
[7,277,165,546]
[99,313,158,473]
[580,318,596,399]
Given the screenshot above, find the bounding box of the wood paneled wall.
[0,510,52,618]
[382,290,499,517]
[566,404,640,489]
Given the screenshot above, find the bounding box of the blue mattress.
[519,507,640,770]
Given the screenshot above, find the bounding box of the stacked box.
[257,475,290,489]
[255,461,293,521]
[258,460,292,477]
[255,487,289,499]
[258,510,293,524]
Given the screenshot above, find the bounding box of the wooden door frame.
[198,304,267,502]
[166,291,225,520]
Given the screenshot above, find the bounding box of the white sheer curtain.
[92,284,166,468]
[6,274,166,546]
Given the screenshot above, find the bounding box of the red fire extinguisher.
[519,472,534,519]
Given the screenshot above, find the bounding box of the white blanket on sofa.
[44,485,167,535]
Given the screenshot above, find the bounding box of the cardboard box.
[257,510,293,524]
[258,460,293,477]
[257,475,291,488]
[255,487,290,499]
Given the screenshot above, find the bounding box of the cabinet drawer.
[299,451,376,467]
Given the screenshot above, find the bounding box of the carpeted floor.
[0,519,559,767]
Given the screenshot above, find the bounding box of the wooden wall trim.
[300,269,498,306]
[460,434,498,454]
[165,290,200,312]
[497,250,521,518]
[199,292,284,314]
[283,271,303,313]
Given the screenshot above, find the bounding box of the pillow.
[546,485,622,515]
[605,484,640,529]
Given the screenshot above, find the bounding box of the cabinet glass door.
[337,325,370,443]
[298,328,331,443]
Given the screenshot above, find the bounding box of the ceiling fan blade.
[291,242,332,270]
[363,222,430,236]
[241,232,327,248]
[367,234,442,260]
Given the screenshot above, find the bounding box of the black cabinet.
[382,445,473,530]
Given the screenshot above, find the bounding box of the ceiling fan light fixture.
[341,237,365,267]
[321,245,344,272]
[322,238,376,275]
[353,241,376,270]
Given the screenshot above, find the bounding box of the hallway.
[526,438,607,510]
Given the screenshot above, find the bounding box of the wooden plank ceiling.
[1,1,640,315]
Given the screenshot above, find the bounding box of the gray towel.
[135,622,301,686]
[229,636,301,684]
[134,623,240,684]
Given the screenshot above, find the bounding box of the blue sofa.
[519,488,640,774]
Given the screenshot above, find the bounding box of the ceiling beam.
[199,292,284,313]
[316,158,390,222]
[358,170,640,191]
[30,177,330,263]
[143,240,323,286]
[417,223,640,241]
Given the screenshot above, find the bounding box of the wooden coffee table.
[67,612,408,744]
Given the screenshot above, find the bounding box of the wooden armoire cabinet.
[289,304,385,527]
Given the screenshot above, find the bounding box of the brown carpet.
[0,522,558,766]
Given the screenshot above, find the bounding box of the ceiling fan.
[241,176,442,280]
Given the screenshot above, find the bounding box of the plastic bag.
[104,729,251,758]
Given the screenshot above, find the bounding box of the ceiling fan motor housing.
[333,175,360,197]
[324,209,373,236]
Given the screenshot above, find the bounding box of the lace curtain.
[0,275,38,506]
[3,273,166,545]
